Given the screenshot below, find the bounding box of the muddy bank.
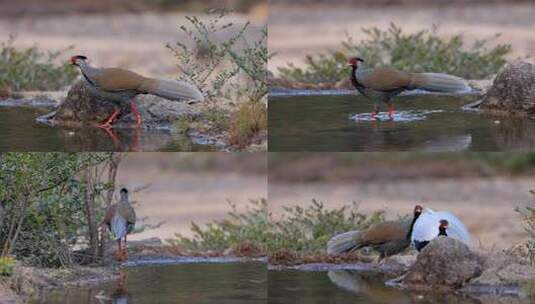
[2,238,267,302]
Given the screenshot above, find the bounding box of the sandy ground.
[268,3,535,74]
[269,177,535,249]
[0,12,265,78]
[114,153,267,241]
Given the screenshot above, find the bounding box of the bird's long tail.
[327,230,362,255]
[410,73,471,93]
[143,79,204,102]
[111,215,127,241]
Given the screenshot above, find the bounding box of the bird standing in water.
[70,55,204,128]
[347,57,470,120]
[103,188,136,261]
[327,205,423,261]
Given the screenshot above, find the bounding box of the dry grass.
[229,101,267,148]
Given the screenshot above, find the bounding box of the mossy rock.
[482,61,535,116]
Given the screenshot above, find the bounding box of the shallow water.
[268,270,529,304]
[268,94,535,151]
[0,107,215,151]
[32,262,266,304]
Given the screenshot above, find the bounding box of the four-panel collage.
[1,0,535,303]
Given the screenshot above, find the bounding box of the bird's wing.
[361,221,408,245]
[359,67,411,91]
[124,205,136,225]
[93,68,147,92]
[102,204,116,226]
[412,212,440,242]
[412,210,471,246]
[433,211,471,245]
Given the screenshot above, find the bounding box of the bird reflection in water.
[328,270,413,304]
[95,270,133,304]
[327,270,482,304]
[99,126,141,152]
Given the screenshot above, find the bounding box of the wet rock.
[472,250,535,285]
[481,61,535,115]
[402,237,482,289]
[46,80,202,127]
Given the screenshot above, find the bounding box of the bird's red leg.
[130,100,142,126]
[99,108,121,129]
[388,103,395,120]
[100,127,120,148]
[116,240,122,261]
[371,105,379,120]
[123,235,128,260]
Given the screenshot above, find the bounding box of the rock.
[402,237,482,289]
[481,61,535,115]
[46,80,201,128]
[472,250,535,285]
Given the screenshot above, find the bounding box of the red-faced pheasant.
[327,205,423,261]
[348,57,470,120]
[102,188,136,261]
[70,55,204,128]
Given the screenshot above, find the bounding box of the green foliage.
[278,23,512,84]
[517,190,535,266]
[0,35,78,91]
[0,256,15,276]
[166,9,268,102]
[169,199,384,255]
[0,153,114,267]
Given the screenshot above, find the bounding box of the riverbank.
[0,91,267,152]
[0,238,266,303]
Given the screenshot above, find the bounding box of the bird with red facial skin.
[411,208,470,252]
[69,55,204,128]
[327,205,423,262]
[347,57,470,120]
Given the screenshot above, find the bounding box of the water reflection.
[0,107,214,151]
[34,262,266,304]
[268,94,535,151]
[268,270,528,304]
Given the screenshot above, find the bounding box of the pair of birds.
[102,188,136,262]
[69,55,204,128]
[70,55,469,127]
[327,205,470,260]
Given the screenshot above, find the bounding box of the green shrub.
[0,256,15,276]
[166,9,268,102]
[517,190,535,265]
[278,23,512,84]
[168,199,385,255]
[0,35,78,91]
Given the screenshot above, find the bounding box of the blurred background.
[0,0,267,78]
[116,152,266,240]
[269,0,535,73]
[269,152,535,248]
